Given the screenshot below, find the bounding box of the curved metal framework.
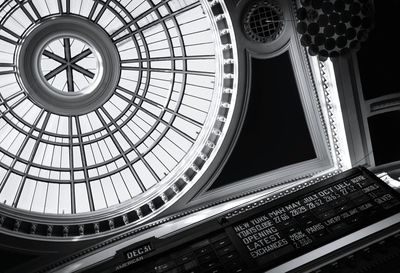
[0,0,238,238]
[243,0,284,43]
[40,36,100,93]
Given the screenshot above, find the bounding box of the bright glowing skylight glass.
[40,37,100,92]
[0,0,237,215]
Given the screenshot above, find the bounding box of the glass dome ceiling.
[0,0,237,222]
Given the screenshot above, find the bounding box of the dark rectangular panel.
[210,52,316,189]
[227,168,400,270]
[0,249,38,271]
[368,111,400,165]
[357,1,400,100]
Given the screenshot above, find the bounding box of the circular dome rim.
[0,0,240,238]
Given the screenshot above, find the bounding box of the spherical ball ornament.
[350,2,361,14]
[340,10,352,22]
[308,22,320,35]
[319,49,329,57]
[301,34,313,46]
[297,7,308,20]
[301,0,312,7]
[335,23,346,35]
[329,50,340,57]
[243,1,284,43]
[312,0,323,9]
[296,0,374,61]
[334,0,346,12]
[324,25,335,37]
[346,27,357,39]
[350,16,362,27]
[307,9,320,21]
[325,38,336,50]
[318,55,329,61]
[318,50,329,61]
[336,36,347,48]
[322,2,334,14]
[297,22,308,34]
[318,14,329,26]
[329,12,340,25]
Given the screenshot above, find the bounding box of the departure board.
[229,167,400,269]
[90,167,400,273]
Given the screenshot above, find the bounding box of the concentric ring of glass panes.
[0,0,237,218]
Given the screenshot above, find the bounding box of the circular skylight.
[40,37,101,93]
[0,0,238,226]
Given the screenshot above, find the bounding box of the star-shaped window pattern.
[41,37,99,92]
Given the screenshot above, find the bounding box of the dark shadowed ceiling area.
[357,0,399,100]
[357,0,400,166]
[210,52,316,189]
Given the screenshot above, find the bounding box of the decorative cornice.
[224,170,340,219]
[317,60,348,171]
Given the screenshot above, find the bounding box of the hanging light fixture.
[296,0,374,61]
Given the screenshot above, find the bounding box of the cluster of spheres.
[296,0,374,61]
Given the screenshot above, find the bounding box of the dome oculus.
[39,37,101,93]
